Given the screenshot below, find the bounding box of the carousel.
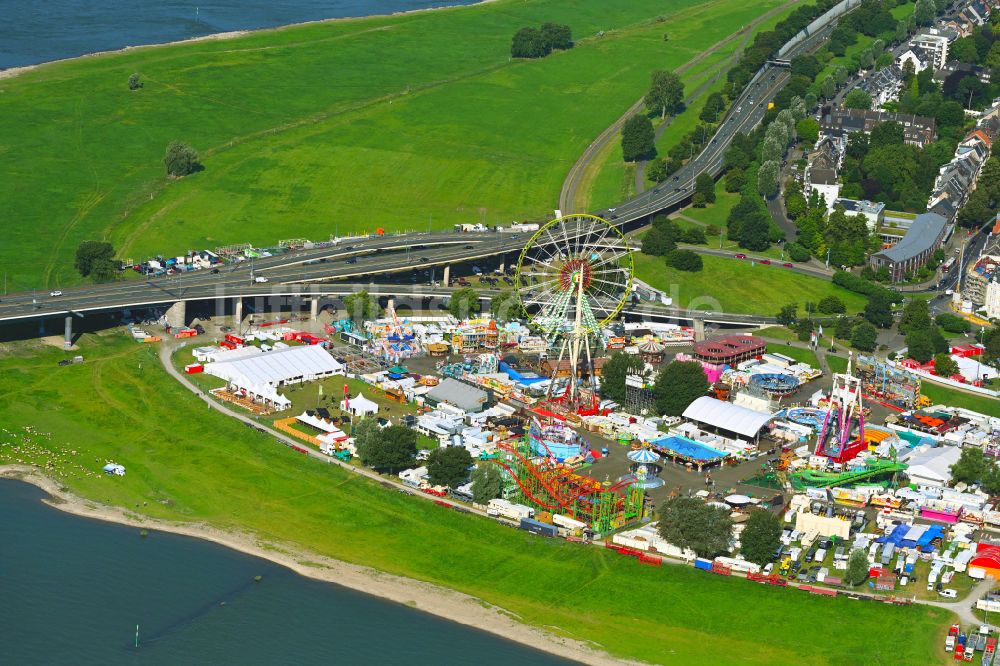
[638,339,666,364]
[619,447,665,489]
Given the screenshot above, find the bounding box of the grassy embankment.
[765,342,820,368]
[0,333,952,664]
[0,0,793,290]
[634,253,866,315]
[920,381,999,415]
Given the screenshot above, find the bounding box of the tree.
[818,296,846,314]
[835,316,855,340]
[906,329,936,363]
[788,243,811,262]
[984,328,1000,366]
[356,423,417,473]
[851,321,879,351]
[426,446,473,488]
[898,298,933,335]
[845,549,869,586]
[724,168,746,193]
[128,73,142,90]
[933,352,959,378]
[540,22,573,50]
[74,240,115,278]
[695,172,716,204]
[491,289,524,322]
[449,286,481,320]
[645,70,684,119]
[164,141,200,177]
[914,0,936,25]
[795,117,820,145]
[657,497,732,558]
[951,446,989,486]
[863,293,894,328]
[646,158,668,183]
[935,313,970,334]
[641,226,676,256]
[740,510,783,566]
[665,249,703,272]
[654,360,708,416]
[343,290,380,323]
[699,92,726,123]
[681,226,707,244]
[821,75,836,100]
[777,304,798,326]
[621,114,655,162]
[511,27,548,58]
[869,121,904,149]
[471,464,503,504]
[738,210,771,251]
[757,160,779,198]
[844,88,872,110]
[91,258,119,283]
[600,351,646,403]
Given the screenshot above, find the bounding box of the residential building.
[859,67,904,108]
[833,198,885,232]
[909,29,955,71]
[927,130,991,220]
[820,108,937,147]
[805,167,840,213]
[870,212,950,282]
[986,280,1000,319]
[937,61,992,86]
[896,49,929,74]
[965,254,1000,306]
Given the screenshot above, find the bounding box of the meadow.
[0,0,793,290]
[634,253,867,315]
[0,333,952,664]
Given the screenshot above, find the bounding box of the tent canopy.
[343,392,379,415]
[682,396,773,439]
[205,345,343,390]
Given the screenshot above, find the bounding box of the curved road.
[558,0,803,213]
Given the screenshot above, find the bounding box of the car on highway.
[344,246,354,251]
[783,262,793,268]
[734,254,747,259]
[419,257,429,263]
[49,290,63,297]
[464,245,474,249]
[761,259,771,265]
[254,276,269,283]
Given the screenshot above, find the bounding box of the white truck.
[487,498,534,521]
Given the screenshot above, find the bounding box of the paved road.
[557,0,803,213]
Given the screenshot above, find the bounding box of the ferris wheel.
[514,213,633,335]
[514,214,633,410]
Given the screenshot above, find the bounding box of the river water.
[0,481,570,665]
[0,0,479,69]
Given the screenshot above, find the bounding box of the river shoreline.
[0,464,637,666]
[0,0,493,81]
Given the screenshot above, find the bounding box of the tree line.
[511,23,572,59]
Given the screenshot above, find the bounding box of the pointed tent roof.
[346,392,379,414]
[639,339,666,353]
[627,448,661,464]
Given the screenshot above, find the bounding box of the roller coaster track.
[791,461,908,489]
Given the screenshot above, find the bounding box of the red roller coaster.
[492,433,643,534]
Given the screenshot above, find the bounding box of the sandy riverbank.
[0,0,495,81]
[0,464,639,666]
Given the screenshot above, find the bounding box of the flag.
[818,324,823,336]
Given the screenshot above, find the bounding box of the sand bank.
[0,464,640,666]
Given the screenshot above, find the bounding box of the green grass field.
[0,0,794,290]
[766,343,819,368]
[920,381,999,415]
[0,333,952,664]
[634,253,867,315]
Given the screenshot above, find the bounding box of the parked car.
[761,259,771,265]
[782,262,793,268]
[734,254,747,259]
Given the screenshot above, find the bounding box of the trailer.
[694,558,713,571]
[519,518,558,537]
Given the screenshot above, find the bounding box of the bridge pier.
[64,316,73,349]
[309,297,319,319]
[692,318,706,342]
[234,297,243,328]
[442,265,450,286]
[166,301,187,329]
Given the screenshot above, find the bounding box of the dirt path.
[559,0,802,213]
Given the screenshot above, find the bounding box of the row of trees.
[355,419,474,487]
[601,354,709,417]
[341,287,526,325]
[511,23,572,59]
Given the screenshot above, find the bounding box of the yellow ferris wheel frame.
[513,213,634,331]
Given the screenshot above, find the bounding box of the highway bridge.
[0,1,848,340]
